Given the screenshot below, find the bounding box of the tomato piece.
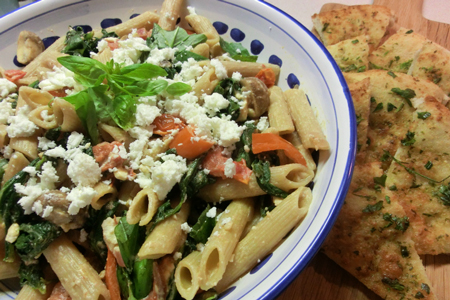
[169,126,214,159]
[48,90,67,97]
[202,147,252,184]
[4,69,26,83]
[252,133,306,166]
[153,114,186,135]
[255,68,276,88]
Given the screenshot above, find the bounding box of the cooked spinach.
[252,160,288,198]
[114,216,146,272]
[132,259,153,299]
[212,78,242,120]
[0,158,8,184]
[189,205,217,244]
[234,122,257,164]
[62,26,118,57]
[18,260,47,294]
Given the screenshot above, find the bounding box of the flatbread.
[326,35,370,73]
[369,28,428,73]
[323,162,436,300]
[347,78,371,163]
[409,40,450,96]
[344,70,449,169]
[311,5,395,48]
[386,96,450,255]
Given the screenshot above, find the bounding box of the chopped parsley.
[406,29,414,34]
[417,111,431,119]
[399,59,412,70]
[387,71,397,78]
[401,131,416,146]
[352,39,359,44]
[374,174,387,187]
[322,23,330,32]
[387,102,397,112]
[362,201,384,213]
[357,66,366,72]
[385,195,391,204]
[356,114,364,125]
[391,87,416,107]
[389,185,397,191]
[421,283,430,294]
[373,102,383,113]
[425,161,433,170]
[400,245,409,257]
[382,277,405,291]
[382,213,410,232]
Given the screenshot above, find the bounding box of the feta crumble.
[67,153,102,186]
[257,116,270,132]
[0,78,17,98]
[206,207,217,218]
[210,59,228,80]
[224,158,236,178]
[181,222,192,233]
[7,105,38,138]
[0,101,14,124]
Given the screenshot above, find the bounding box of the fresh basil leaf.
[189,205,217,244]
[182,33,208,50]
[120,63,167,80]
[123,79,168,96]
[219,37,258,61]
[85,99,100,145]
[174,50,208,63]
[166,82,192,96]
[87,85,113,122]
[149,24,207,50]
[0,159,8,183]
[112,95,136,129]
[58,56,107,87]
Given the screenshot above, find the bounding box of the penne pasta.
[268,86,295,135]
[127,187,160,225]
[185,15,220,48]
[158,0,184,31]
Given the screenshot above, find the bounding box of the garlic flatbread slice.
[344,70,449,169]
[409,40,450,96]
[323,162,436,300]
[386,96,450,255]
[347,78,371,163]
[326,35,369,73]
[312,5,395,48]
[369,28,427,73]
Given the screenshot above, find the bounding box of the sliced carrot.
[153,114,186,136]
[105,250,121,300]
[202,147,252,184]
[4,69,26,83]
[252,133,307,166]
[255,68,276,88]
[169,126,214,159]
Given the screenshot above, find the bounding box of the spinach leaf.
[114,216,145,273]
[234,122,256,164]
[85,201,119,262]
[252,160,288,198]
[148,24,207,50]
[15,222,62,262]
[174,50,208,63]
[62,26,118,57]
[117,266,137,300]
[189,205,216,244]
[18,260,47,294]
[213,78,242,120]
[132,259,153,299]
[219,37,258,62]
[166,82,192,96]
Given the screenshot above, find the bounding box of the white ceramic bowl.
[0,0,356,299]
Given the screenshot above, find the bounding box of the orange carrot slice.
[105,250,121,300]
[255,68,276,88]
[252,133,307,166]
[169,126,214,159]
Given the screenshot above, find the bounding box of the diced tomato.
[92,141,126,172]
[169,126,214,159]
[136,27,149,39]
[4,69,26,83]
[48,282,71,300]
[107,40,120,51]
[255,67,276,88]
[105,250,121,300]
[185,28,196,35]
[48,90,67,98]
[153,114,186,136]
[202,147,252,184]
[252,133,306,166]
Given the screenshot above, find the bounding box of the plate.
[0,0,356,299]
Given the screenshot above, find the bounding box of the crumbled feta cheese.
[67,132,84,149]
[0,79,17,98]
[1,145,12,158]
[39,161,59,190]
[97,39,108,52]
[15,182,45,214]
[210,59,228,80]
[44,146,67,159]
[0,101,13,124]
[146,47,177,66]
[67,185,98,215]
[128,126,153,140]
[128,138,148,169]
[135,104,161,127]
[203,93,229,116]
[187,6,197,15]
[112,144,128,159]
[181,222,192,233]
[173,252,182,260]
[203,168,210,175]
[39,66,83,92]
[60,186,70,193]
[41,205,54,218]
[222,144,236,156]
[67,153,101,186]
[40,109,54,122]
[257,116,270,132]
[206,207,217,218]
[175,58,206,83]
[79,229,88,243]
[231,72,242,81]
[224,158,236,178]
[5,223,20,243]
[7,105,38,138]
[150,154,187,200]
[23,166,37,176]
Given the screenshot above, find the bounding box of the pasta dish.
[0,0,329,299]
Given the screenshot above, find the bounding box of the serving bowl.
[0,0,356,299]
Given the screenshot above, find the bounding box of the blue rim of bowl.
[0,0,356,299]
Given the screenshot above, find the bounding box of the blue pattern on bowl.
[230,28,245,42]
[250,39,264,55]
[100,18,122,28]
